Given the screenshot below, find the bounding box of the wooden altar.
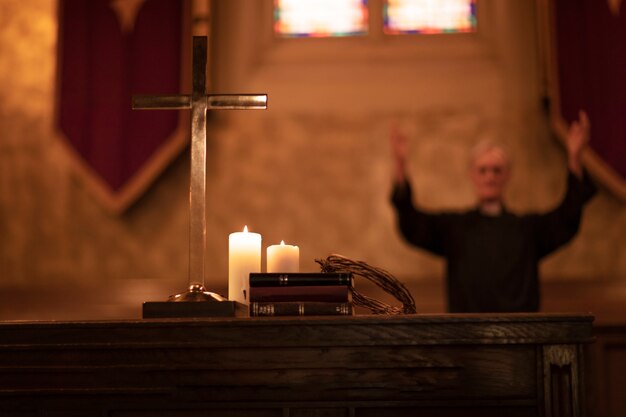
[0,313,592,417]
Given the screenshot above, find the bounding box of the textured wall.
[0,0,624,320]
[0,0,189,298]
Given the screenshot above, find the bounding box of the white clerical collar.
[479,201,503,216]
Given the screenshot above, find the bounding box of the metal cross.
[133,36,267,301]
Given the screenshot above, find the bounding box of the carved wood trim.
[543,344,582,417]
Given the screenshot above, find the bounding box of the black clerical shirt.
[391,172,597,313]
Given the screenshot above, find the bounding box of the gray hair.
[469,140,512,168]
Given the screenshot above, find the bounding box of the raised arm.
[534,110,596,257]
[565,110,590,179]
[390,123,409,185]
[388,124,450,256]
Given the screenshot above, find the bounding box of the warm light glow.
[267,241,300,273]
[384,0,476,35]
[275,0,368,38]
[229,227,262,304]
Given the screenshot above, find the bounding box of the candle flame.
[280,240,285,245]
[243,225,248,233]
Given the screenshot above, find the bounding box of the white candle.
[228,226,261,304]
[267,240,300,273]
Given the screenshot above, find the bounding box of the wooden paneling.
[0,315,592,417]
[586,325,626,417]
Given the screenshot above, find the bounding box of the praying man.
[390,111,597,313]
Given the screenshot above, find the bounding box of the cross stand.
[133,36,267,318]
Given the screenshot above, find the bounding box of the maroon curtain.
[57,0,186,211]
[553,0,626,179]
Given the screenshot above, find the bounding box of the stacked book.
[249,272,354,317]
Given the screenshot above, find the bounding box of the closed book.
[250,301,354,317]
[249,272,353,287]
[249,285,351,303]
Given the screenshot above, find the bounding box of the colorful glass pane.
[384,0,476,34]
[275,0,368,38]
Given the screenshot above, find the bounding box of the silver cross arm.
[132,94,267,110]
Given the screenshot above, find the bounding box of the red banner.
[541,0,626,200]
[56,0,190,212]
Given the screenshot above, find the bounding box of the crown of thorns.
[315,254,416,315]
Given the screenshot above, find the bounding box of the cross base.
[168,282,226,302]
[142,283,248,318]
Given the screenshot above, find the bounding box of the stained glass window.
[384,0,476,34]
[274,0,368,38]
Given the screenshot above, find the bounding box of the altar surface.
[0,313,592,417]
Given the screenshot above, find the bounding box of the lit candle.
[229,226,261,304]
[267,240,300,273]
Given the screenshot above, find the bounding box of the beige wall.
[0,0,625,320]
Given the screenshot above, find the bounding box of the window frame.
[259,0,492,66]
[273,0,479,40]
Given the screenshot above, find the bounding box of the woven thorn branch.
[315,254,416,315]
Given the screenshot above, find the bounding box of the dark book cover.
[249,272,353,287]
[249,285,351,303]
[250,301,354,317]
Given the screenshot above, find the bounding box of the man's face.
[469,148,511,203]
